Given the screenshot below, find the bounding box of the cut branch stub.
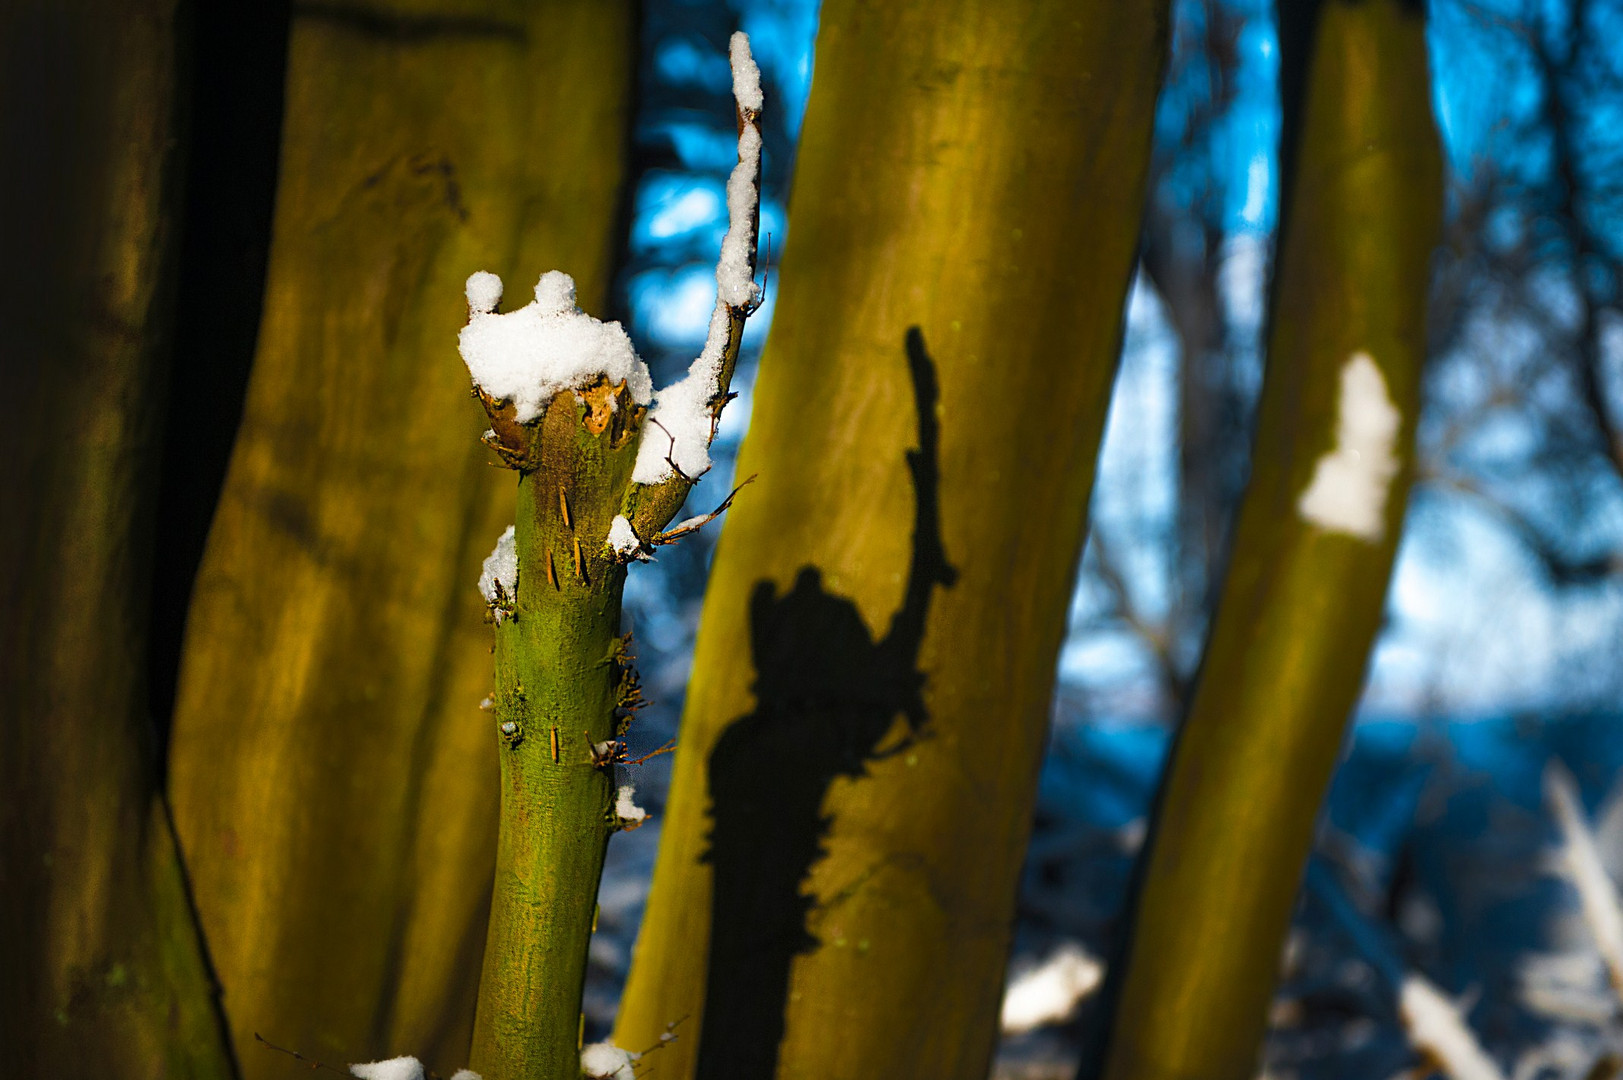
[476,387,541,471]
[478,377,646,473]
[652,474,757,547]
[580,376,646,446]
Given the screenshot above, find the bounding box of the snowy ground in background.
[587,711,1623,1079]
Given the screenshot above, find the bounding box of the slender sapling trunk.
[463,35,766,1080]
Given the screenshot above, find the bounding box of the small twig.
[754,231,775,313]
[635,1015,690,1061]
[625,738,677,767]
[558,484,574,531]
[253,1033,351,1075]
[707,391,739,444]
[1424,470,1617,584]
[648,417,699,485]
[653,474,756,546]
[1089,533,1187,709]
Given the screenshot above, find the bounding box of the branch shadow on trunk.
[696,326,957,1079]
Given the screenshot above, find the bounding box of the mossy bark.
[465,391,638,1079]
[164,3,634,1074]
[467,74,765,1080]
[0,1,236,1075]
[1088,4,1443,1080]
[612,3,1168,1078]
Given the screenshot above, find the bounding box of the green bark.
[0,1,236,1075]
[465,392,640,1079]
[164,3,634,1074]
[1090,4,1442,1080]
[467,77,764,1080]
[613,3,1167,1078]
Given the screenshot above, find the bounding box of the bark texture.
[0,1,236,1076]
[467,56,764,1080]
[614,3,1168,1078]
[465,391,642,1080]
[164,3,633,1073]
[1090,4,1442,1079]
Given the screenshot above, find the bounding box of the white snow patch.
[607,515,641,557]
[581,1041,639,1080]
[1546,761,1623,996]
[478,525,517,619]
[663,513,710,536]
[1297,351,1402,542]
[1239,152,1270,229]
[532,269,575,315]
[716,121,763,309]
[349,1057,425,1080]
[632,34,762,486]
[615,784,647,826]
[632,308,729,485]
[1000,942,1104,1034]
[448,1072,482,1080]
[465,270,502,314]
[459,271,652,424]
[1399,974,1507,1080]
[729,31,763,113]
[1519,948,1616,1025]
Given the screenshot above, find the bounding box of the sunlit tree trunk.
[0,2,237,1076]
[1086,3,1442,1080]
[164,3,633,1074]
[613,3,1167,1078]
[462,40,765,1080]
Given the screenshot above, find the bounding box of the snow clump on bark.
[1297,351,1401,541]
[459,270,652,424]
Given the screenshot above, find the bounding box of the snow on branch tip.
[454,34,763,498]
[458,270,652,426]
[630,31,765,488]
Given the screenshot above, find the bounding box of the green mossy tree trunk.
[163,3,634,1074]
[464,389,646,1080]
[465,62,765,1080]
[0,2,237,1076]
[1087,4,1442,1080]
[613,3,1168,1078]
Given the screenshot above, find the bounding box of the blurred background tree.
[613,5,1165,1079]
[0,1,235,1075]
[1088,2,1442,1078]
[161,3,634,1075]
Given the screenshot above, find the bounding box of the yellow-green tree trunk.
[465,53,765,1080]
[613,4,1167,1078]
[164,4,633,1073]
[0,2,236,1076]
[1089,4,1442,1080]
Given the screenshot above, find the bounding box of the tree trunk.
[163,3,634,1074]
[613,4,1168,1078]
[0,1,237,1076]
[1087,4,1442,1079]
[464,39,766,1079]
